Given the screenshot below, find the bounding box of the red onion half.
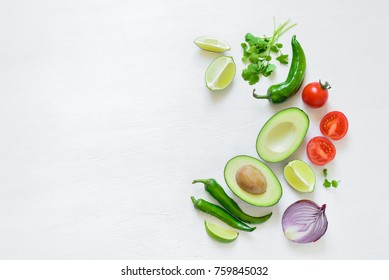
[282,199,328,243]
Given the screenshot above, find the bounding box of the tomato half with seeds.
[307,136,336,166]
[320,111,349,140]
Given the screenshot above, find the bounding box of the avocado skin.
[224,155,282,207]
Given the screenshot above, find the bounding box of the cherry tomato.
[320,111,349,140]
[307,136,336,166]
[302,80,331,108]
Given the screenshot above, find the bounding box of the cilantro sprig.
[323,169,340,188]
[241,19,296,85]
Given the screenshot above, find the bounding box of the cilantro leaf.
[242,64,260,85]
[247,46,257,54]
[262,64,276,77]
[276,54,289,64]
[270,45,279,52]
[244,33,256,45]
[240,19,296,85]
[331,180,340,188]
[322,169,340,188]
[249,53,259,63]
[323,179,331,188]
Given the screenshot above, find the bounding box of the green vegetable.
[193,179,272,224]
[191,196,256,232]
[224,155,283,206]
[323,179,332,188]
[323,169,340,188]
[256,107,309,163]
[253,35,306,104]
[241,19,296,85]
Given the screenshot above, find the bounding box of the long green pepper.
[191,196,256,232]
[253,35,306,103]
[193,179,272,224]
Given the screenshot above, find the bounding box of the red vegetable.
[320,111,349,140]
[307,136,336,166]
[302,80,330,108]
[282,199,328,243]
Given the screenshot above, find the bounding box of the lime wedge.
[194,36,231,52]
[204,220,238,243]
[205,56,236,91]
[283,160,316,192]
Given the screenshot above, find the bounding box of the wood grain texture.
[0,0,388,259]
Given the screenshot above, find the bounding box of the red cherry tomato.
[306,136,336,166]
[320,111,349,140]
[302,80,331,108]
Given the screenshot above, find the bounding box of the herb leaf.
[276,54,289,64]
[323,179,332,188]
[241,19,296,85]
[322,168,340,188]
[331,180,340,188]
[242,63,260,85]
[263,64,276,77]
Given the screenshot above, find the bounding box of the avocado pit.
[235,164,267,195]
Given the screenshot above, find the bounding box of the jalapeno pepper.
[191,196,256,232]
[193,179,272,224]
[253,35,306,104]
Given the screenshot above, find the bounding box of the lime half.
[194,36,231,53]
[205,56,236,91]
[283,160,316,192]
[204,220,238,243]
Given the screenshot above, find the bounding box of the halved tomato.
[307,136,336,166]
[320,111,348,140]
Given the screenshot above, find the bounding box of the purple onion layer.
[282,199,328,243]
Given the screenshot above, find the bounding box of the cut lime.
[283,160,316,192]
[204,220,238,243]
[205,56,236,91]
[194,36,231,53]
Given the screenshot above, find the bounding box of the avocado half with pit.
[224,155,282,207]
[256,107,309,163]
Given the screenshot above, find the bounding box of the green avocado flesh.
[256,107,309,163]
[224,155,282,207]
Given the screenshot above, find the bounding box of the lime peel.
[194,36,231,53]
[204,220,238,243]
[205,56,236,91]
[283,160,316,192]
[288,161,310,187]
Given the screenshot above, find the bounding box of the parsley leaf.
[241,19,296,86]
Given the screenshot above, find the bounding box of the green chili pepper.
[193,179,272,224]
[191,196,256,232]
[253,35,306,103]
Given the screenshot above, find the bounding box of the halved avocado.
[224,155,282,207]
[256,107,309,163]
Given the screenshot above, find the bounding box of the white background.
[0,0,388,259]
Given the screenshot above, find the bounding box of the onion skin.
[282,199,328,244]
